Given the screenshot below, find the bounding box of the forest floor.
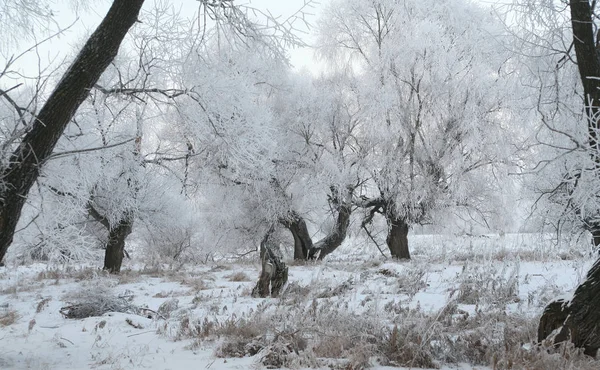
[0,233,599,370]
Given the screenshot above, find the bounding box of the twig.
[125,318,143,329]
[362,224,387,258]
[236,247,258,258]
[139,307,166,320]
[127,330,155,338]
[46,138,136,162]
[60,337,74,345]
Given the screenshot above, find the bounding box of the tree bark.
[538,226,600,354]
[537,299,570,346]
[280,211,313,260]
[538,259,600,357]
[569,0,600,154]
[558,257,600,356]
[0,0,145,263]
[252,227,288,298]
[281,187,354,261]
[386,217,410,259]
[309,201,351,260]
[103,214,134,273]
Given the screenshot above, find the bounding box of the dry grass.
[179,276,210,292]
[227,272,251,282]
[153,290,190,298]
[450,261,520,305]
[60,286,139,319]
[34,267,106,281]
[36,297,52,313]
[159,276,600,370]
[209,265,231,272]
[1,235,595,369]
[0,309,19,327]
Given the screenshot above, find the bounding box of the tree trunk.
[537,226,600,355]
[0,0,145,263]
[538,258,600,357]
[591,226,600,252]
[309,201,351,260]
[252,227,288,298]
[537,299,570,346]
[559,257,600,356]
[280,212,313,260]
[386,217,410,259]
[569,0,600,154]
[103,214,134,273]
[282,187,354,261]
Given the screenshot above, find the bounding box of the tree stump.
[252,235,288,298]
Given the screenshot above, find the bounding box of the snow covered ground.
[1,233,598,369]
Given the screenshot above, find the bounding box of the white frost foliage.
[8,183,99,264]
[317,0,516,224]
[134,173,203,261]
[177,43,282,179]
[0,0,94,52]
[0,0,54,51]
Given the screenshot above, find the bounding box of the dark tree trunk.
[89,192,135,273]
[538,221,600,355]
[280,212,313,260]
[386,217,410,259]
[558,258,600,356]
[0,0,145,263]
[309,201,351,260]
[537,299,570,346]
[537,2,600,355]
[252,227,288,298]
[591,226,600,251]
[569,0,600,154]
[282,187,354,261]
[538,259,600,357]
[103,214,134,273]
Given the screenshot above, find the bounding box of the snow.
[0,234,595,369]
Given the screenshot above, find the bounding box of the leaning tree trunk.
[280,212,313,260]
[537,1,600,355]
[309,201,351,260]
[0,0,145,263]
[386,217,410,260]
[103,214,134,273]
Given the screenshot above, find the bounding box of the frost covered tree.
[264,72,366,260]
[316,0,516,259]
[185,70,358,261]
[514,0,600,356]
[0,0,313,269]
[0,0,145,264]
